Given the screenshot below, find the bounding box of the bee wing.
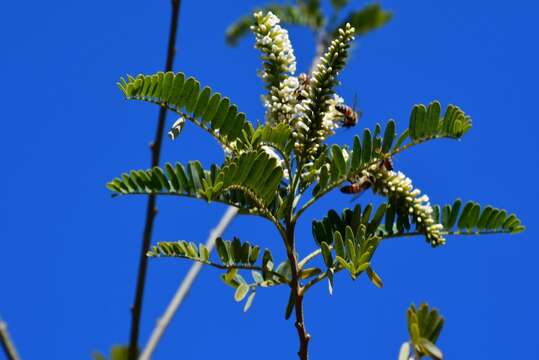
[349,187,369,201]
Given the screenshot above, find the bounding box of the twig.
[127,1,182,359]
[285,225,311,360]
[0,321,21,360]
[138,206,238,360]
[299,229,511,271]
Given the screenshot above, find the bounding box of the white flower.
[252,12,296,76]
[252,12,299,125]
[318,94,344,137]
[368,166,445,246]
[263,75,303,124]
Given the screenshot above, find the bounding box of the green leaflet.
[227,2,391,47]
[331,144,348,175]
[381,119,396,152]
[243,291,256,312]
[234,283,250,302]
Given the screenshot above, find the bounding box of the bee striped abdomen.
[382,157,394,171]
[335,103,359,128]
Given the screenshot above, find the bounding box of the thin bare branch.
[139,206,238,360]
[128,1,182,359]
[0,321,21,360]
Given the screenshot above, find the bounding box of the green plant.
[399,303,445,360]
[108,8,524,360]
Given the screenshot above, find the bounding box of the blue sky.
[1,1,538,359]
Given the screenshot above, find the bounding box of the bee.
[336,95,362,128]
[340,157,394,197]
[381,157,394,171]
[298,72,310,86]
[340,175,373,195]
[294,73,311,101]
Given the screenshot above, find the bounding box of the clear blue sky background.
[1,1,538,359]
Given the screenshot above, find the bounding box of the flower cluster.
[251,11,299,125]
[262,75,304,125]
[252,11,296,78]
[294,23,355,160]
[364,163,445,246]
[320,94,345,137]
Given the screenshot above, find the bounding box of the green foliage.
[149,237,291,311]
[330,0,348,11]
[312,204,387,246]
[433,199,525,235]
[408,101,472,142]
[226,1,391,46]
[226,4,319,46]
[333,4,392,38]
[297,0,324,27]
[332,225,381,280]
[107,150,285,219]
[117,72,252,151]
[107,161,210,199]
[305,121,394,195]
[92,345,130,360]
[148,240,214,263]
[304,102,472,203]
[238,123,294,159]
[403,303,445,360]
[310,205,385,288]
[214,237,260,266]
[312,199,523,253]
[220,150,284,208]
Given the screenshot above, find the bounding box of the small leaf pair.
[405,303,445,360]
